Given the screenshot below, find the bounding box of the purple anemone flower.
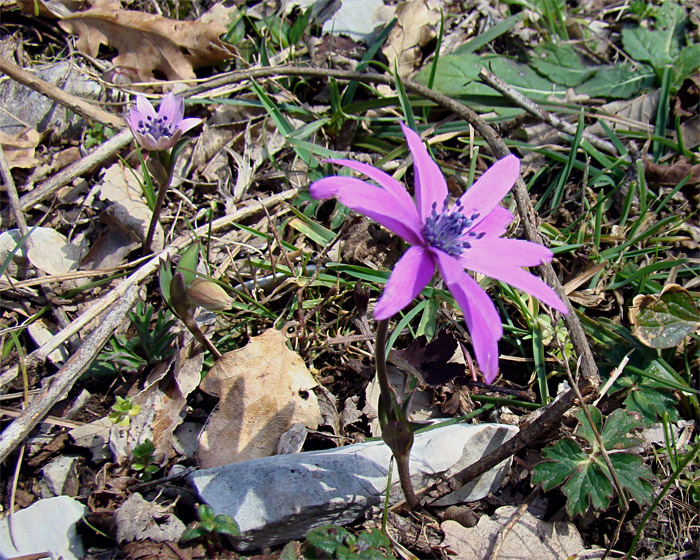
[125,93,202,151]
[309,123,569,383]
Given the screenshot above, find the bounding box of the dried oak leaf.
[644,157,700,187]
[198,329,320,468]
[58,7,236,82]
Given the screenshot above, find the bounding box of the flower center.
[137,114,175,140]
[423,198,482,256]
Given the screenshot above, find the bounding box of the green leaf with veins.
[532,406,655,517]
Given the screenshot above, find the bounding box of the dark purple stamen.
[137,112,175,140]
[423,197,478,256]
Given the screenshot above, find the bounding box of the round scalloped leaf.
[630,284,700,348]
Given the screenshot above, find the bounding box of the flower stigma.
[422,197,481,257]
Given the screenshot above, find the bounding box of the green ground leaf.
[534,406,656,516]
[608,453,655,505]
[599,408,644,450]
[576,63,656,98]
[623,383,680,425]
[532,438,588,491]
[530,44,597,86]
[561,457,613,516]
[573,406,604,448]
[415,53,567,101]
[414,53,481,95]
[622,26,672,68]
[630,284,700,348]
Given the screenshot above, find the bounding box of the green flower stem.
[375,320,394,418]
[143,150,172,255]
[375,320,420,509]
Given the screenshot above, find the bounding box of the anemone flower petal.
[460,256,568,313]
[125,108,141,129]
[159,92,184,122]
[324,159,417,213]
[135,94,157,120]
[458,155,520,218]
[177,117,203,134]
[470,206,514,238]
[374,246,435,320]
[432,249,502,382]
[310,177,424,245]
[400,122,448,222]
[462,238,553,267]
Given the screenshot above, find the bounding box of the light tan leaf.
[382,0,440,78]
[58,6,236,82]
[81,163,163,269]
[441,506,604,560]
[198,329,320,468]
[0,128,40,169]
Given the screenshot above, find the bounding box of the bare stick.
[0,284,139,464]
[16,128,132,215]
[479,68,619,156]
[0,145,29,235]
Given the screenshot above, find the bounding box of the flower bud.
[382,420,414,459]
[186,278,232,311]
[170,271,193,320]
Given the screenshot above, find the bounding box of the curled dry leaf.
[644,157,700,187]
[0,227,81,277]
[57,5,236,82]
[0,128,40,168]
[198,329,321,468]
[441,506,604,560]
[82,163,164,270]
[382,0,441,78]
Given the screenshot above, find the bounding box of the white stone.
[189,422,517,551]
[0,496,85,560]
[40,454,80,498]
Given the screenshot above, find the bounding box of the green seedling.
[91,302,177,376]
[109,396,141,427]
[180,504,240,545]
[130,439,160,481]
[532,406,655,516]
[303,525,393,560]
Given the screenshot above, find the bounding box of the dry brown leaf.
[198,329,320,468]
[441,506,604,560]
[109,341,203,462]
[382,0,440,78]
[58,6,236,82]
[644,157,700,187]
[0,128,40,168]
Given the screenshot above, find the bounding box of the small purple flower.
[125,93,202,151]
[309,123,569,383]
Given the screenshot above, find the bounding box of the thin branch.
[479,68,619,156]
[0,284,139,464]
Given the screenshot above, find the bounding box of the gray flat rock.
[0,496,85,560]
[189,422,517,551]
[0,61,101,136]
